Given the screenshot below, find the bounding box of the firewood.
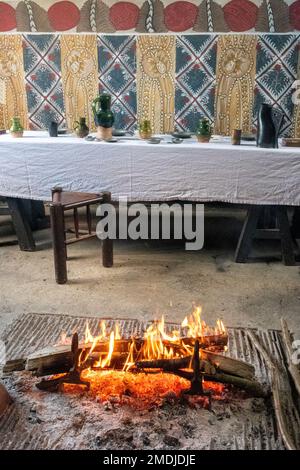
[0,382,12,416]
[181,333,228,351]
[135,351,254,379]
[170,369,268,398]
[135,356,216,375]
[23,334,227,375]
[200,350,255,380]
[2,358,26,374]
[280,318,300,396]
[247,329,300,450]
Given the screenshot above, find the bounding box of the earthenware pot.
[139,120,152,140]
[196,118,211,143]
[10,117,23,138]
[74,117,89,138]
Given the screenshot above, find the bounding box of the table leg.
[6,198,36,251]
[21,200,49,230]
[277,207,296,266]
[234,206,262,263]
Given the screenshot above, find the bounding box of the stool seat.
[50,189,105,208]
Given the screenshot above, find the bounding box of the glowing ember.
[63,371,225,409]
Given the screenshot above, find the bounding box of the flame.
[75,306,226,373]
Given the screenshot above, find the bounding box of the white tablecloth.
[0,131,300,205]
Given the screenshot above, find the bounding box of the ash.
[0,371,280,450]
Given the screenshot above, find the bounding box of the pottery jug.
[92,94,114,140]
[10,117,23,138]
[256,103,284,149]
[74,117,89,138]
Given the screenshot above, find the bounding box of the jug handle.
[92,97,101,115]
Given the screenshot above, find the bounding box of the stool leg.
[235,206,262,263]
[50,204,67,284]
[276,207,295,266]
[101,191,113,267]
[102,239,113,267]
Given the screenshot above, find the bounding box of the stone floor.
[0,206,299,338]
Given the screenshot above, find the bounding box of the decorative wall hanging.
[0,34,28,130]
[60,34,98,130]
[137,35,175,133]
[98,35,137,130]
[175,34,217,131]
[23,34,65,130]
[253,34,298,136]
[0,32,299,136]
[293,49,300,138]
[214,35,257,135]
[0,1,299,33]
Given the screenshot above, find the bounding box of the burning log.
[22,335,227,376]
[280,318,300,396]
[171,369,268,398]
[136,356,216,375]
[181,333,228,351]
[136,351,254,380]
[247,329,300,450]
[36,333,90,393]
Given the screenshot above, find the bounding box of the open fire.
[78,306,227,372]
[24,307,266,405]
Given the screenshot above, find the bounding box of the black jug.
[256,103,284,149]
[49,121,58,137]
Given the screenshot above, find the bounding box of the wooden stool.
[235,205,296,266]
[50,188,113,284]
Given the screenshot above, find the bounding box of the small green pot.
[74,117,89,138]
[196,118,212,143]
[139,120,152,140]
[10,117,23,138]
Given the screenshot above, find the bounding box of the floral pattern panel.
[0,35,28,130]
[214,35,257,135]
[60,34,99,130]
[23,34,65,129]
[137,35,175,133]
[253,34,299,137]
[98,35,137,130]
[175,35,217,132]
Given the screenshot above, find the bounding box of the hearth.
[1,312,300,450]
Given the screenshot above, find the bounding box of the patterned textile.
[23,34,65,129]
[175,35,217,131]
[0,1,298,33]
[0,32,299,137]
[254,34,299,136]
[98,36,137,130]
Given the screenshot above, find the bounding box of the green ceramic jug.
[10,117,24,138]
[92,94,114,140]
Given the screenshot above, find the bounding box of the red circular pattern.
[0,2,16,31]
[290,0,300,30]
[223,0,258,32]
[164,1,198,32]
[48,1,80,31]
[109,2,140,30]
[0,1,299,32]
